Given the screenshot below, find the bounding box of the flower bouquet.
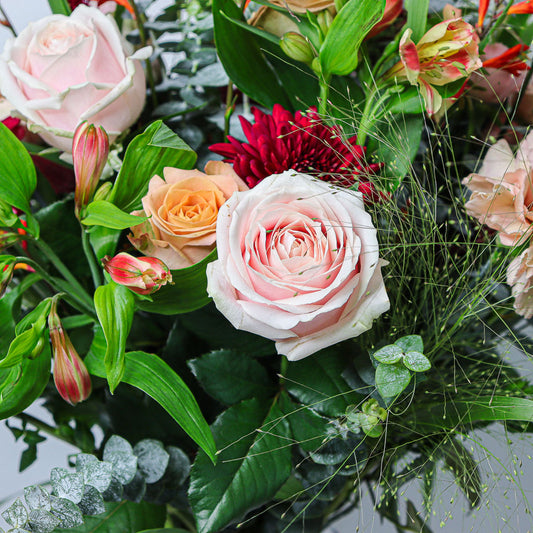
[0,0,533,531]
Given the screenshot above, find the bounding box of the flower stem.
[318,75,331,116]
[0,4,16,36]
[14,413,79,449]
[81,229,103,289]
[356,86,379,147]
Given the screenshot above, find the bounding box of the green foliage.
[189,398,292,533]
[136,249,216,315]
[405,0,429,42]
[81,201,147,230]
[109,121,197,213]
[375,362,412,398]
[188,349,275,405]
[0,123,39,236]
[94,283,135,392]
[47,0,71,15]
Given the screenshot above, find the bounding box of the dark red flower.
[68,0,134,14]
[209,105,382,200]
[2,117,25,140]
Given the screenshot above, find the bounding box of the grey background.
[1,2,533,531]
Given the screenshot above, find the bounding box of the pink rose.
[129,161,248,270]
[206,170,390,361]
[507,245,533,319]
[462,132,533,246]
[0,5,150,151]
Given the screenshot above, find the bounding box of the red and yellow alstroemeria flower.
[385,18,482,115]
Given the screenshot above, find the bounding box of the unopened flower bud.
[334,0,348,11]
[280,32,315,64]
[93,181,113,203]
[101,253,173,295]
[73,121,109,218]
[0,256,16,298]
[0,229,21,250]
[48,299,92,405]
[316,10,333,39]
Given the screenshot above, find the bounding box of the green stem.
[318,75,331,116]
[130,0,157,108]
[81,229,103,289]
[224,83,236,141]
[356,86,379,146]
[30,238,94,310]
[0,4,16,36]
[14,413,79,448]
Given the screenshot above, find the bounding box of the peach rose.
[507,244,533,318]
[0,5,150,152]
[129,161,248,270]
[206,170,390,361]
[462,132,533,246]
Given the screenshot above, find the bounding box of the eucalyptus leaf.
[102,436,138,485]
[375,363,411,398]
[77,486,105,516]
[50,468,84,504]
[81,201,146,230]
[373,344,403,364]
[28,508,60,533]
[25,486,51,511]
[133,440,170,484]
[395,335,424,353]
[403,351,431,372]
[2,499,28,528]
[94,283,135,393]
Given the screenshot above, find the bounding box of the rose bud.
[48,299,92,405]
[101,253,172,295]
[73,121,109,218]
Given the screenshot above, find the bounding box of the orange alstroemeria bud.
[48,299,92,405]
[73,121,109,219]
[101,253,173,295]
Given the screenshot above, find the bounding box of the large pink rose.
[507,244,533,319]
[462,132,533,246]
[0,5,150,151]
[206,170,390,361]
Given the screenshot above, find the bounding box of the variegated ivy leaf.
[49,496,83,528]
[101,477,123,502]
[122,471,146,503]
[78,486,105,516]
[24,486,51,511]
[27,509,60,533]
[2,499,28,528]
[76,454,113,492]
[133,439,170,484]
[103,436,138,485]
[50,468,84,504]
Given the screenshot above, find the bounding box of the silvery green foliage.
[1,435,191,532]
[133,439,170,483]
[102,435,138,485]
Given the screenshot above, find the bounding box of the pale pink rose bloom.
[206,170,390,361]
[470,44,527,104]
[462,132,533,246]
[0,5,150,151]
[507,244,533,318]
[129,161,248,270]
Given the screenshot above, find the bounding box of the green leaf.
[189,398,292,533]
[405,0,429,42]
[442,437,482,508]
[285,350,363,416]
[395,334,424,353]
[86,336,216,463]
[0,347,51,420]
[387,86,424,115]
[374,114,424,191]
[138,530,190,533]
[81,201,146,230]
[0,123,39,236]
[94,283,135,393]
[136,249,216,315]
[375,362,411,398]
[212,0,292,109]
[109,121,197,213]
[319,0,385,76]
[89,226,121,261]
[59,501,166,533]
[373,344,403,364]
[403,351,431,372]
[47,0,71,15]
[188,349,274,405]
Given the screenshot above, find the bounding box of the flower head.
[507,244,533,318]
[48,299,92,405]
[73,121,109,218]
[102,252,172,295]
[386,18,482,115]
[210,105,381,198]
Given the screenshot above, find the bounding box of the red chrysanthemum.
[209,104,382,200]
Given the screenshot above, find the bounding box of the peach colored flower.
[507,244,533,318]
[462,132,533,246]
[129,161,248,270]
[385,18,482,115]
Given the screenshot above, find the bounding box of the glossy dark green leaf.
[285,351,363,416]
[189,398,292,533]
[47,0,71,15]
[212,0,292,109]
[0,123,39,236]
[136,249,216,315]
[94,283,135,392]
[59,501,166,533]
[0,346,51,420]
[319,0,385,76]
[188,349,274,405]
[82,201,146,230]
[375,362,411,398]
[86,337,216,463]
[109,121,197,213]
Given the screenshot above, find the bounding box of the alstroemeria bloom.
[102,253,172,295]
[385,18,482,115]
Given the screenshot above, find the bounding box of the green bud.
[334,0,347,11]
[93,181,113,203]
[280,32,315,64]
[316,10,334,39]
